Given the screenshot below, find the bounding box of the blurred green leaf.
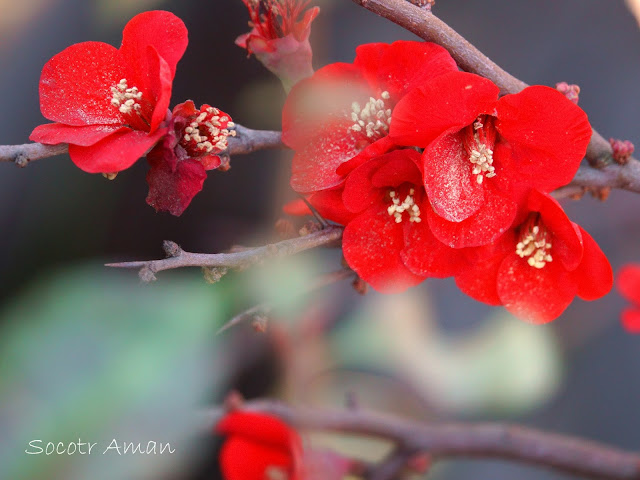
[0,265,227,480]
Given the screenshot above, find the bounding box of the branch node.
[139,266,157,283]
[203,266,229,284]
[15,153,29,168]
[163,240,183,258]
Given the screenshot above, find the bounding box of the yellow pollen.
[387,188,421,224]
[516,224,553,269]
[350,91,392,139]
[110,78,143,115]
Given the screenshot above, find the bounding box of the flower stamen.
[350,91,392,140]
[110,78,143,115]
[181,106,236,155]
[516,219,553,269]
[387,188,421,224]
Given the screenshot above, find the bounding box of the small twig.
[0,124,285,166]
[217,268,356,334]
[208,400,640,480]
[350,0,635,170]
[299,194,329,228]
[106,226,343,278]
[366,446,417,480]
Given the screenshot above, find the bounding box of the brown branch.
[105,226,343,279]
[209,400,640,480]
[350,0,635,170]
[0,124,285,167]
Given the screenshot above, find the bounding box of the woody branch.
[0,124,284,166]
[106,225,343,280]
[209,400,640,480]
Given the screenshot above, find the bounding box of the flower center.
[516,215,553,269]
[387,188,421,223]
[350,91,392,140]
[466,117,497,185]
[110,78,143,115]
[181,106,236,156]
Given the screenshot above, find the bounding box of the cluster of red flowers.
[283,40,613,323]
[29,10,240,216]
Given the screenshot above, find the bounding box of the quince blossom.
[30,11,188,174]
[617,264,640,333]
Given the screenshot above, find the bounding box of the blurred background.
[0,0,639,479]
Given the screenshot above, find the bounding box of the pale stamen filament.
[350,91,392,140]
[387,189,421,224]
[469,131,496,185]
[516,224,553,269]
[110,78,143,115]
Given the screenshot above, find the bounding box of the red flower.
[282,41,458,193]
[146,101,236,216]
[216,411,304,480]
[390,71,592,247]
[341,149,468,292]
[455,190,612,323]
[30,11,188,174]
[617,264,640,333]
[237,0,319,90]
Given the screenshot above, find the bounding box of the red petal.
[120,10,188,79]
[401,213,469,278]
[39,42,127,126]
[343,150,420,213]
[371,150,422,188]
[290,118,361,193]
[571,226,612,300]
[455,233,515,306]
[527,190,583,270]
[283,63,374,192]
[426,187,517,248]
[343,207,425,292]
[495,86,592,192]
[145,152,206,217]
[216,412,303,457]
[29,123,126,146]
[390,71,499,147]
[335,135,396,177]
[423,131,485,222]
[497,253,577,324]
[617,264,640,304]
[220,437,295,480]
[355,41,458,99]
[68,128,166,173]
[145,46,173,132]
[621,308,640,334]
[309,188,355,225]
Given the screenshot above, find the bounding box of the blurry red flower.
[617,264,640,333]
[216,411,304,480]
[455,190,612,323]
[341,149,468,292]
[237,0,319,90]
[146,101,236,216]
[282,41,458,193]
[30,11,188,174]
[390,71,591,247]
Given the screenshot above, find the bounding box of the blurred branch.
[209,400,640,480]
[0,124,285,167]
[217,267,356,334]
[105,226,343,280]
[351,0,637,173]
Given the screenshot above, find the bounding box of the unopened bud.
[555,82,580,104]
[610,138,635,164]
[139,266,157,283]
[163,240,182,257]
[252,315,269,333]
[102,172,118,180]
[352,277,368,295]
